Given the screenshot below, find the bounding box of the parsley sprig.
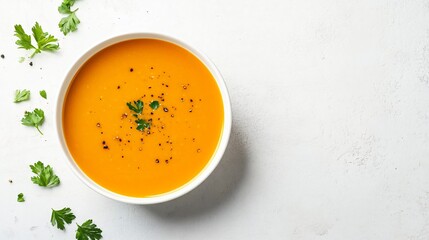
[135,119,151,131]
[127,100,143,115]
[76,219,103,240]
[126,99,155,131]
[30,161,60,188]
[21,108,45,135]
[51,207,76,230]
[58,0,81,35]
[14,22,59,58]
[14,89,31,103]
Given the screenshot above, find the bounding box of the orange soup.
[63,39,224,197]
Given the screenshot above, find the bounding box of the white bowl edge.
[54,33,232,204]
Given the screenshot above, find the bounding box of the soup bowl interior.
[55,33,232,204]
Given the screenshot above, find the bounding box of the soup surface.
[63,39,224,197]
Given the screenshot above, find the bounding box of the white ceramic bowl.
[55,33,232,204]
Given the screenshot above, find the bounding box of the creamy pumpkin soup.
[63,39,224,197]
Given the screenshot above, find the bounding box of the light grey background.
[1,0,429,239]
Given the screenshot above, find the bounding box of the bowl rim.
[54,32,232,204]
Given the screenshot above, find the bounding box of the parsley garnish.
[126,99,158,131]
[127,100,144,114]
[58,0,81,35]
[17,193,25,202]
[51,207,76,230]
[30,161,60,188]
[76,219,103,240]
[14,89,31,103]
[14,22,59,58]
[21,108,45,135]
[39,90,47,99]
[149,100,159,110]
[135,119,151,131]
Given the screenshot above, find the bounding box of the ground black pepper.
[29,62,33,66]
[0,54,4,59]
[130,68,134,72]
[163,107,168,112]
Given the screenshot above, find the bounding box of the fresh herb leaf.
[30,161,60,188]
[14,22,59,58]
[21,108,45,135]
[14,89,31,103]
[39,90,47,99]
[59,12,80,35]
[149,100,159,110]
[51,207,76,230]
[135,118,151,131]
[18,57,25,63]
[76,219,103,240]
[17,193,25,202]
[32,22,60,54]
[58,0,76,14]
[127,100,143,114]
[58,0,80,35]
[14,25,35,50]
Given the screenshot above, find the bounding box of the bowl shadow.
[140,122,248,220]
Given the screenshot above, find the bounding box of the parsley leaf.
[17,193,25,202]
[21,108,45,135]
[30,161,60,188]
[58,0,80,35]
[32,22,60,54]
[135,119,151,131]
[58,0,76,14]
[39,90,47,99]
[51,207,76,230]
[149,100,159,110]
[14,22,59,58]
[76,219,103,240]
[59,12,80,35]
[14,89,31,103]
[127,100,143,114]
[14,25,34,50]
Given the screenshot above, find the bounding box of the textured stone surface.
[1,0,429,239]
